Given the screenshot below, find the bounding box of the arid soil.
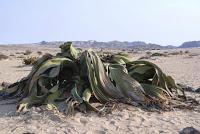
[0,45,200,134]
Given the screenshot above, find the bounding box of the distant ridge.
[179,41,200,48]
[38,40,175,50]
[5,40,200,50]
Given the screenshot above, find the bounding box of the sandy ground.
[0,45,200,134]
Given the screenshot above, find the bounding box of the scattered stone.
[179,127,200,134]
[195,88,200,93]
[80,118,88,125]
[177,83,196,92]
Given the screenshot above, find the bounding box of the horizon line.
[1,40,200,47]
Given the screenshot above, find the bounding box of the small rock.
[110,120,115,125]
[80,118,88,125]
[179,127,200,134]
[177,83,195,92]
[195,88,200,93]
[159,130,165,133]
[95,130,107,134]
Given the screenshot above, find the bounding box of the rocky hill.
[179,41,200,48]
[38,40,200,50]
[38,40,175,50]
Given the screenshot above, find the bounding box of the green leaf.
[71,83,83,103]
[108,64,146,104]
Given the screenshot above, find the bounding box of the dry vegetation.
[23,56,38,65]
[37,51,43,55]
[138,50,200,60]
[0,53,9,60]
[23,50,32,55]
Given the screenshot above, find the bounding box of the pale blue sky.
[0,0,200,46]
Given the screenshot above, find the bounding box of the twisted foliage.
[0,42,195,115]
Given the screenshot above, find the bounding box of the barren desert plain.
[0,45,200,134]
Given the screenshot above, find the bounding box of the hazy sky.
[0,0,200,46]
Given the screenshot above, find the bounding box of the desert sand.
[0,45,200,134]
